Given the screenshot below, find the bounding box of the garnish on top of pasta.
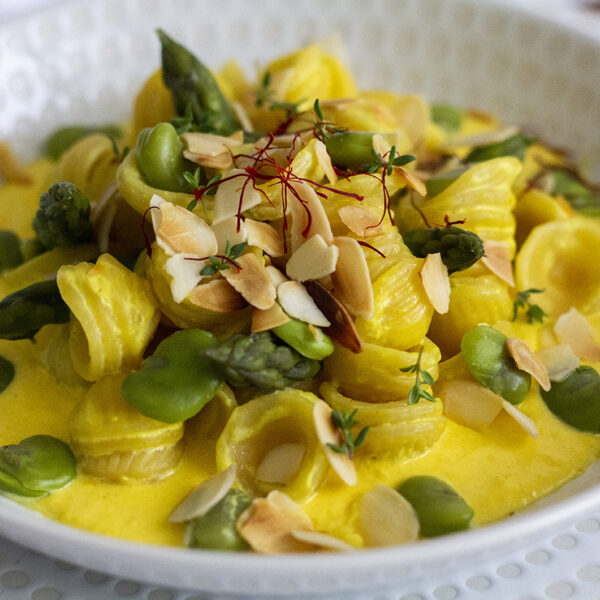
[0,31,600,551]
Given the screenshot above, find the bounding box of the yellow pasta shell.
[323,338,441,403]
[70,374,184,483]
[216,389,329,502]
[515,216,600,317]
[427,273,513,358]
[57,253,160,381]
[356,253,433,350]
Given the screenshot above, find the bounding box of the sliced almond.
[169,464,236,523]
[419,253,450,314]
[183,149,233,170]
[536,344,580,382]
[278,280,330,327]
[481,240,515,287]
[331,237,374,320]
[265,265,288,289]
[245,219,284,257]
[181,131,243,157]
[305,280,362,353]
[553,307,600,362]
[164,253,206,303]
[289,181,334,251]
[0,142,32,185]
[506,337,551,391]
[213,169,263,225]
[232,101,254,132]
[189,279,247,312]
[312,400,357,486]
[393,166,427,197]
[443,126,520,149]
[255,443,305,484]
[221,253,276,310]
[372,133,392,158]
[358,484,419,547]
[337,205,385,238]
[290,530,355,552]
[314,139,337,184]
[251,302,290,333]
[501,399,539,439]
[439,379,503,429]
[286,234,339,282]
[211,216,247,255]
[150,194,217,257]
[236,490,315,554]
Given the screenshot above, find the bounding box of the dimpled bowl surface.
[0,0,600,597]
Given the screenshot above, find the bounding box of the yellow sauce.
[1,336,598,547]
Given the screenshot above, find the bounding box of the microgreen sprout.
[198,241,247,276]
[313,99,345,142]
[326,409,369,460]
[255,71,274,108]
[107,135,129,163]
[512,288,548,324]
[400,346,436,405]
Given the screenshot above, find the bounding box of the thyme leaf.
[199,240,247,276]
[512,288,548,324]
[326,409,369,460]
[400,346,437,405]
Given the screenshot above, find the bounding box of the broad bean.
[272,318,334,360]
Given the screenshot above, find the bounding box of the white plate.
[1,0,600,597]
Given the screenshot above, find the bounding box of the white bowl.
[1,0,600,597]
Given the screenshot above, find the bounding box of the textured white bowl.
[0,0,600,597]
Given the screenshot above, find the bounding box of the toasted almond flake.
[319,98,360,108]
[314,139,337,184]
[251,302,290,333]
[181,131,243,157]
[313,400,357,486]
[305,280,362,353]
[232,101,254,132]
[444,126,520,149]
[165,253,207,303]
[393,166,427,197]
[358,484,419,547]
[245,219,284,257]
[183,149,233,170]
[289,181,334,251]
[189,279,247,312]
[554,307,600,362]
[255,443,305,484]
[237,490,315,554]
[286,234,339,282]
[501,399,539,439]
[221,253,275,310]
[439,379,503,428]
[169,465,236,523]
[372,133,391,157]
[481,240,515,287]
[330,237,374,320]
[150,194,217,257]
[337,205,386,238]
[213,169,263,225]
[211,216,248,255]
[506,337,551,391]
[265,265,288,289]
[419,253,450,314]
[278,281,330,327]
[0,142,32,185]
[290,530,355,552]
[536,344,580,382]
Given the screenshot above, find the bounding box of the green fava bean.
[397,475,474,537]
[325,131,378,170]
[431,103,463,132]
[272,318,334,360]
[0,231,23,273]
[0,435,76,497]
[461,324,531,405]
[0,355,15,394]
[0,279,70,341]
[122,329,224,423]
[185,489,251,551]
[135,122,188,193]
[44,124,121,161]
[540,366,600,433]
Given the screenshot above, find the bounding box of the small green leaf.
[200,264,218,276]
[464,133,534,162]
[0,356,15,394]
[314,98,324,122]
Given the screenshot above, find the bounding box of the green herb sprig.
[359,145,415,175]
[512,288,548,324]
[326,409,369,460]
[199,240,247,276]
[313,99,345,142]
[400,346,436,405]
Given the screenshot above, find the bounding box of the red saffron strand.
[357,240,386,258]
